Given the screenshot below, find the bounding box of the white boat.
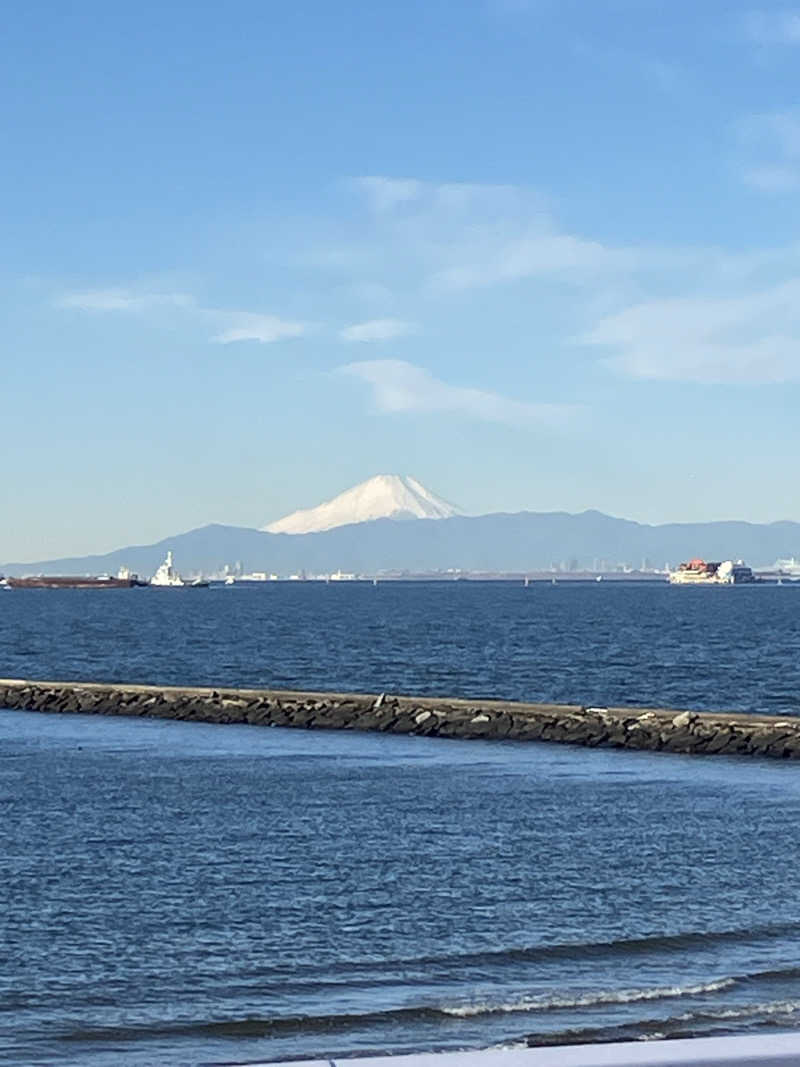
[775,558,800,579]
[150,551,185,587]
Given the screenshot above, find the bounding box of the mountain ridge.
[3,510,799,577]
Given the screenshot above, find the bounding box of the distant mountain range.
[3,510,799,578]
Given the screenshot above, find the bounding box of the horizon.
[5,1,800,559]
[4,481,800,568]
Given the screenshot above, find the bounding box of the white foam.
[440,978,736,1018]
[684,998,800,1022]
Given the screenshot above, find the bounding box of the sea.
[2,581,800,1065]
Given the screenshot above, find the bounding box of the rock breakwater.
[1,678,799,760]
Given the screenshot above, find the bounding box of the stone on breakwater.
[1,679,800,762]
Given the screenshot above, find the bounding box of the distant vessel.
[668,559,757,585]
[775,558,800,579]
[150,551,207,588]
[0,574,141,589]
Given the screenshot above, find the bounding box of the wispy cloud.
[56,288,193,312]
[353,177,424,213]
[57,287,307,345]
[432,233,636,290]
[340,359,574,425]
[309,175,800,389]
[742,9,800,45]
[58,176,800,389]
[582,280,800,384]
[340,318,416,342]
[341,175,766,299]
[345,175,682,294]
[210,312,308,345]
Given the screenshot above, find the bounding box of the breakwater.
[2,678,800,760]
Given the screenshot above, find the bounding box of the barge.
[0,575,143,589]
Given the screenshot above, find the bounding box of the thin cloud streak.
[55,289,194,312]
[57,288,307,345]
[340,359,575,426]
[211,313,308,345]
[340,319,416,342]
[353,176,424,213]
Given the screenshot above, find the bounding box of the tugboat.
[149,551,207,588]
[150,551,184,587]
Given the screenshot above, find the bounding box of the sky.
[3,0,800,561]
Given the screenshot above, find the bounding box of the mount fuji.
[263,475,461,535]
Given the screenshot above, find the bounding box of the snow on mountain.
[264,474,460,535]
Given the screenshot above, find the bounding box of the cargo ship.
[668,559,757,585]
[0,575,143,589]
[0,566,147,589]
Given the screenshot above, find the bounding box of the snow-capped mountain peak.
[264,475,460,535]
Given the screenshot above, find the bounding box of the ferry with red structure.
[668,558,756,585]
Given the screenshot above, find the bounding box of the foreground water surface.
[3,711,800,1065]
[2,583,800,1063]
[2,581,800,714]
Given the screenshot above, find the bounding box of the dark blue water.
[3,583,800,1064]
[2,581,800,714]
[4,713,800,1065]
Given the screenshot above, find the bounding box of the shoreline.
[2,678,799,760]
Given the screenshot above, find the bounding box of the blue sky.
[4,0,800,560]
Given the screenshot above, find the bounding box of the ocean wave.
[56,959,800,1048]
[59,977,742,1046]
[227,920,800,988]
[339,920,800,976]
[680,999,800,1023]
[440,977,737,1017]
[524,997,800,1048]
[742,964,800,984]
